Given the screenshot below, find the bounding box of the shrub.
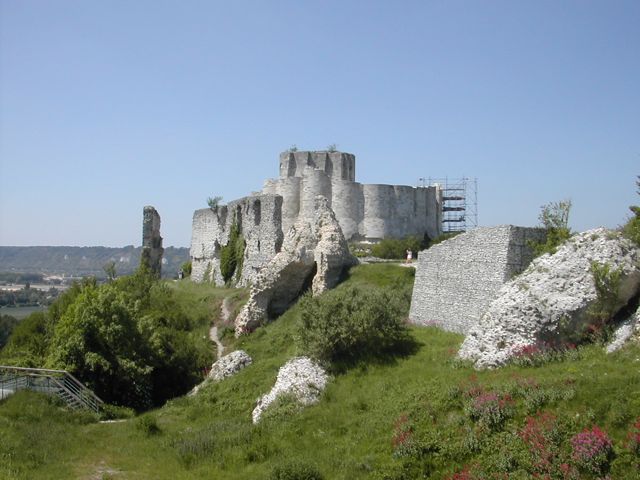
[296,286,412,364]
[0,314,19,349]
[622,176,640,245]
[220,221,245,284]
[570,425,614,475]
[207,195,223,211]
[518,412,565,476]
[269,461,324,480]
[529,199,572,256]
[464,390,513,431]
[135,415,161,436]
[371,236,423,260]
[181,260,192,277]
[626,417,640,455]
[588,261,623,328]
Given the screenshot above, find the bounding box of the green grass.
[1,265,639,479]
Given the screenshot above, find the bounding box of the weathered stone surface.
[191,150,443,287]
[458,229,640,368]
[234,195,356,335]
[409,226,546,334]
[606,305,640,353]
[252,356,329,424]
[141,206,163,278]
[208,350,252,381]
[190,195,283,286]
[188,350,253,396]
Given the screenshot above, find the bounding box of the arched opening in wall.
[253,199,261,225]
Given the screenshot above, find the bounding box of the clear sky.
[1,0,638,248]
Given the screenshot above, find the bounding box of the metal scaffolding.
[424,177,478,233]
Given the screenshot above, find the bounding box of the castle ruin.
[190,150,443,285]
[141,206,164,278]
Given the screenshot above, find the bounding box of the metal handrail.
[0,365,104,412]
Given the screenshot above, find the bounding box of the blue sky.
[1,0,638,247]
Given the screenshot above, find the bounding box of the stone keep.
[409,226,546,334]
[141,206,164,278]
[191,151,443,285]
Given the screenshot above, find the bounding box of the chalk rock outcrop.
[208,350,253,381]
[606,305,640,353]
[252,356,329,424]
[235,195,356,335]
[458,229,640,368]
[188,350,252,396]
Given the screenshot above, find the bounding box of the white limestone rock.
[252,356,329,424]
[234,195,356,335]
[208,350,252,381]
[458,228,640,368]
[188,350,252,396]
[606,305,640,353]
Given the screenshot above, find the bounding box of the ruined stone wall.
[190,194,283,286]
[409,226,546,334]
[279,151,355,181]
[141,206,163,278]
[192,150,443,285]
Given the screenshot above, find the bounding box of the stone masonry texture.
[191,151,443,285]
[141,206,163,278]
[409,225,546,334]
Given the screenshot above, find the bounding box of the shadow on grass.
[328,334,424,375]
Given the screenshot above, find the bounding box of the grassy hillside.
[1,264,639,479]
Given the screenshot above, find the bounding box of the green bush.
[0,315,19,349]
[371,236,423,260]
[0,268,213,410]
[135,414,161,436]
[622,176,640,246]
[529,199,573,256]
[588,261,623,332]
[220,221,245,284]
[181,260,192,277]
[296,286,413,364]
[269,460,324,480]
[0,312,49,366]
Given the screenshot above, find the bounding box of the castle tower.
[141,206,164,278]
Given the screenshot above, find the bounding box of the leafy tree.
[103,261,117,282]
[1,267,211,409]
[530,199,573,256]
[207,196,223,211]
[46,283,154,409]
[622,176,640,245]
[0,312,49,366]
[0,314,19,350]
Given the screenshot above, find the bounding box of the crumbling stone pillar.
[141,206,164,278]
